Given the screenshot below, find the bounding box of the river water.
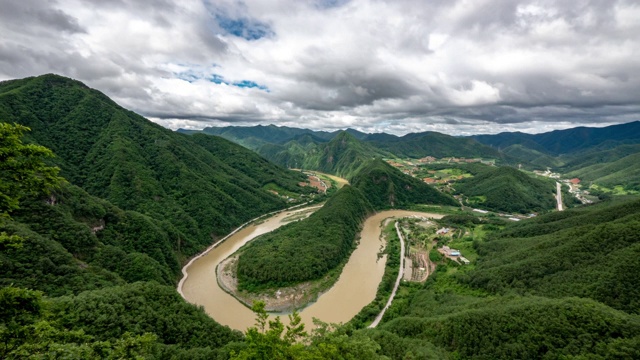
[179,207,443,331]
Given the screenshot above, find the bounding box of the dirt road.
[556,182,564,211]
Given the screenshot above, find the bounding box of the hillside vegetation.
[473,121,640,155]
[468,198,640,313]
[236,185,374,290]
[181,124,368,150]
[455,166,556,213]
[567,152,640,192]
[0,74,310,265]
[258,131,388,178]
[370,131,507,159]
[4,74,640,359]
[351,159,457,209]
[358,196,640,359]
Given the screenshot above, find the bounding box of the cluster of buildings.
[439,245,470,265]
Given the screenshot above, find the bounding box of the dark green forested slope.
[567,152,640,192]
[236,185,374,290]
[180,124,368,150]
[559,144,640,172]
[467,198,640,314]
[380,294,640,360]
[472,121,640,156]
[0,74,309,261]
[1,183,187,295]
[358,197,640,359]
[258,131,388,178]
[351,159,457,209]
[454,166,556,213]
[255,135,325,170]
[501,144,563,168]
[0,122,245,358]
[370,131,507,159]
[50,282,243,354]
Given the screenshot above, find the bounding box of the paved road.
[556,182,564,211]
[369,221,405,328]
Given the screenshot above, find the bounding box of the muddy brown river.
[179,207,443,331]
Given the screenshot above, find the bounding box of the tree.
[231,301,307,359]
[0,122,63,249]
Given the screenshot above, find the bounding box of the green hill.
[0,74,310,260]
[181,124,369,150]
[566,151,640,192]
[351,159,457,209]
[473,121,640,155]
[363,196,640,359]
[236,159,456,293]
[501,144,563,168]
[236,185,374,291]
[468,198,640,314]
[454,166,556,213]
[258,131,388,178]
[370,131,508,159]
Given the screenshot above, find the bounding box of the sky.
[1,0,639,136]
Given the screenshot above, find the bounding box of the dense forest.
[454,166,557,213]
[236,185,374,291]
[351,158,457,208]
[185,124,507,163]
[257,131,389,179]
[3,74,640,359]
[0,74,312,271]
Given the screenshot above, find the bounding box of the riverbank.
[180,208,444,331]
[350,213,444,328]
[177,202,319,299]
[216,255,333,312]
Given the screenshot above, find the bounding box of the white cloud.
[1,0,639,135]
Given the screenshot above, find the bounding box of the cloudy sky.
[1,0,639,135]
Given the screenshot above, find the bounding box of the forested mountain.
[472,121,640,155]
[364,196,640,359]
[0,74,315,357]
[351,159,457,209]
[0,74,311,264]
[454,166,556,213]
[179,124,368,150]
[185,125,510,168]
[566,152,640,192]
[4,73,640,359]
[369,131,507,159]
[500,144,563,168]
[258,131,389,178]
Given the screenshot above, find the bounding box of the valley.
[2,75,640,359]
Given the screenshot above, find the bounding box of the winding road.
[369,221,406,328]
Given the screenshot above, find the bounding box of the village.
[396,216,479,286]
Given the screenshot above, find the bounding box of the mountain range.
[2,74,640,359]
